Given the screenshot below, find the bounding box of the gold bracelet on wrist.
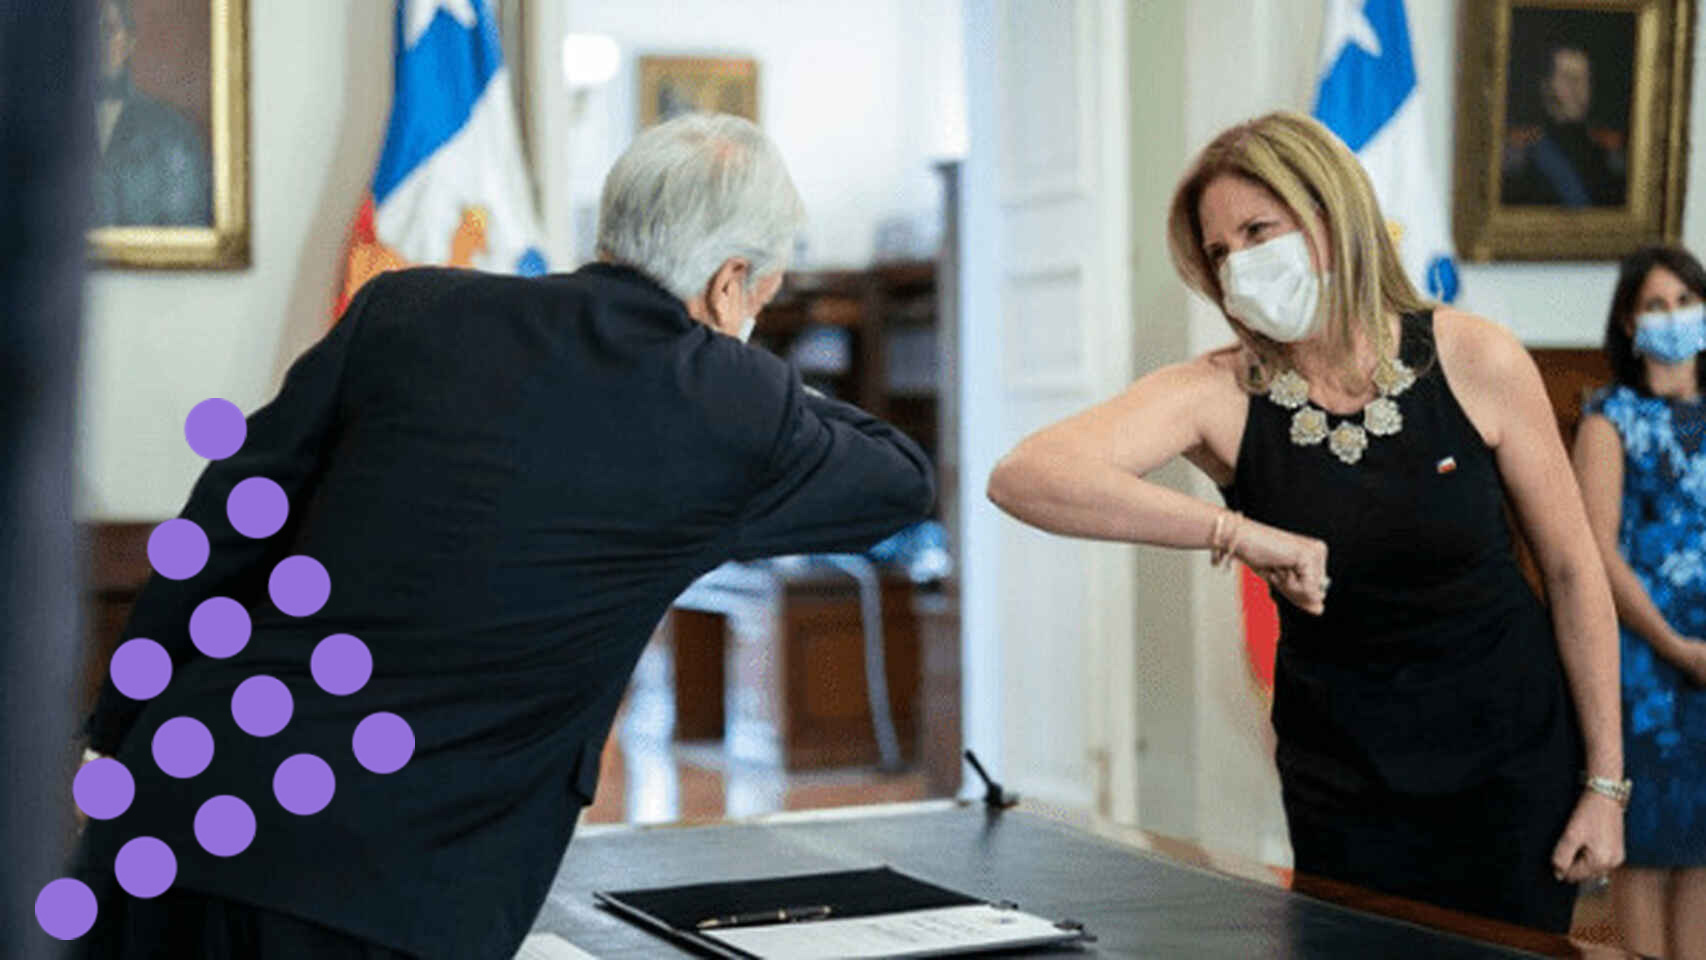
[1581,773,1633,808]
[1210,510,1242,568]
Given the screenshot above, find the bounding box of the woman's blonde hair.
[1165,111,1429,391]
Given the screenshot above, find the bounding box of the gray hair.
[596,113,806,303]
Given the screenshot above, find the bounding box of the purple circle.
[185,398,246,460]
[274,754,336,815]
[115,837,176,898]
[232,675,293,737]
[194,795,255,857]
[35,878,96,940]
[111,638,172,700]
[147,519,209,581]
[227,477,288,538]
[353,712,414,774]
[269,556,330,617]
[312,634,372,696]
[189,596,251,659]
[74,758,135,820]
[152,717,213,778]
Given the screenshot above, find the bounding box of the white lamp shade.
[562,33,619,90]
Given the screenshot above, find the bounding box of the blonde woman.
[987,111,1624,931]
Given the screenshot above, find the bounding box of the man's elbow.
[904,457,937,520]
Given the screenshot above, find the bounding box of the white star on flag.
[1320,0,1382,69]
[404,0,479,49]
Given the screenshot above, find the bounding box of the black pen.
[695,904,834,930]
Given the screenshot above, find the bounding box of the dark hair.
[1603,244,1706,393]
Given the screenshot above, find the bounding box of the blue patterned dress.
[1586,385,1706,866]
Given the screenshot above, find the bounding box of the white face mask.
[735,315,757,343]
[1217,231,1326,343]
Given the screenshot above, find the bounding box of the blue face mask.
[1633,303,1706,365]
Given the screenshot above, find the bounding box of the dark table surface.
[529,801,1626,959]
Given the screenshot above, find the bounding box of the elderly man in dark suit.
[71,112,934,959]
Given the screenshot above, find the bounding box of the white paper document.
[514,932,600,960]
[700,903,1079,959]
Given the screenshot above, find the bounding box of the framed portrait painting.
[637,56,759,131]
[90,0,249,269]
[1453,0,1692,261]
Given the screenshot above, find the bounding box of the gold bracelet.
[1211,510,1243,568]
[1581,773,1633,808]
[1219,512,1244,568]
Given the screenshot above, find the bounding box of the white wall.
[78,1,392,521]
[541,0,963,269]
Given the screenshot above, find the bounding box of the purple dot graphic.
[232,675,294,737]
[228,477,288,538]
[185,398,246,460]
[275,754,336,815]
[189,596,251,659]
[195,796,256,857]
[353,712,414,774]
[269,556,330,617]
[152,717,213,778]
[115,837,176,899]
[74,758,135,820]
[312,634,372,696]
[35,878,96,940]
[110,638,171,700]
[147,518,209,581]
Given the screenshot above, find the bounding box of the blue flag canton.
[1313,0,1417,152]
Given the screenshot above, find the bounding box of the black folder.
[594,865,1091,959]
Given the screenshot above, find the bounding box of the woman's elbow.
[986,450,1035,517]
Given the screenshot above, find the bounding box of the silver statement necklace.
[1265,357,1416,465]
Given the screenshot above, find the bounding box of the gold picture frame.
[90,0,249,269]
[637,56,759,131]
[1453,0,1692,261]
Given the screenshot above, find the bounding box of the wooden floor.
[579,636,932,826]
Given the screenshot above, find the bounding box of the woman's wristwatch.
[1581,773,1633,808]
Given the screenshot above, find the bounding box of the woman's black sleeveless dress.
[1222,311,1583,931]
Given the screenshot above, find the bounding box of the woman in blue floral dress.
[1575,245,1706,960]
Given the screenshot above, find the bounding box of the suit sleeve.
[729,374,936,561]
[82,280,380,754]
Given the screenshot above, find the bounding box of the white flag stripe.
[375,65,544,273]
[1354,88,1453,295]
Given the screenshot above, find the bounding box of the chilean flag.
[337,0,547,318]
[1314,0,1458,305]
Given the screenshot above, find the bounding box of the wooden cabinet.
[79,523,155,718]
[751,260,946,523]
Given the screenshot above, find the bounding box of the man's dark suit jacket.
[77,263,935,959]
